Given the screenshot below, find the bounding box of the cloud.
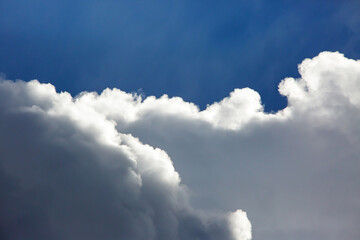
[70,51,360,239]
[0,81,251,239]
[1,51,360,240]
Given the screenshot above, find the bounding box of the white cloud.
[229,210,252,240]
[1,51,360,240]
[0,80,251,239]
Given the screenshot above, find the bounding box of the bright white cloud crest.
[0,52,360,240]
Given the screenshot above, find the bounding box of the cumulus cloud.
[72,51,360,240]
[1,51,360,240]
[0,80,251,239]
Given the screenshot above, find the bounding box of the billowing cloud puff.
[0,80,251,239]
[1,51,360,240]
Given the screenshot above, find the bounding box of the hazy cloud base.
[1,51,360,240]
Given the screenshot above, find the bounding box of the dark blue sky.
[1,0,359,111]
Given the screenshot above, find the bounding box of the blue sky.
[1,0,359,111]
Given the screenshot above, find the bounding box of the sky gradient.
[1,0,360,111]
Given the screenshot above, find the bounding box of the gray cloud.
[67,52,360,239]
[1,51,360,240]
[0,81,250,239]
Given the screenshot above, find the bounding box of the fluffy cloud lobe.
[1,51,360,240]
[0,79,251,238]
